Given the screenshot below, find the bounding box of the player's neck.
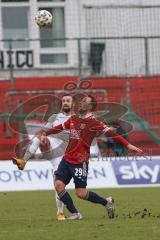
[79,110,91,118]
[62,111,72,116]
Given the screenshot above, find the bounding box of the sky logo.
[112,159,160,185]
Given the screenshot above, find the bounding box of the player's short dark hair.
[62,93,72,98]
[87,95,97,111]
[62,93,74,101]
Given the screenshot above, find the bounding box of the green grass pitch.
[0,188,159,240]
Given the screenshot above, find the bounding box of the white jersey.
[44,112,71,161]
[45,112,71,145]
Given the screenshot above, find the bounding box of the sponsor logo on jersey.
[80,123,86,129]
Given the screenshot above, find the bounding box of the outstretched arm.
[45,124,64,135]
[45,117,71,135]
[36,117,71,143]
[91,121,142,154]
[106,128,142,153]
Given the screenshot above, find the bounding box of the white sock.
[55,192,64,214]
[23,137,40,161]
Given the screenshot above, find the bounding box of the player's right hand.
[35,130,47,145]
[127,144,143,153]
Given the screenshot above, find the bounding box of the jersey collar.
[80,112,94,119]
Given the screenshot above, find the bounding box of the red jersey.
[46,113,129,164]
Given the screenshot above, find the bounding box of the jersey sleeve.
[45,124,64,136]
[91,119,129,146]
[44,117,71,136]
[105,128,129,146]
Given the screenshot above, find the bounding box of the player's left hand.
[127,144,143,153]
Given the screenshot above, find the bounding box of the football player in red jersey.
[41,95,142,220]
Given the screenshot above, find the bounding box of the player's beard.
[62,107,71,113]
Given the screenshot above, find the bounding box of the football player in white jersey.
[13,94,74,221]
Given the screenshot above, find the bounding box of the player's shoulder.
[57,112,71,119]
[48,113,64,122]
[87,113,107,127]
[86,113,97,122]
[56,112,65,118]
[47,113,57,122]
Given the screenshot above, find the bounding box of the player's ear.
[90,103,94,111]
[71,96,75,108]
[71,100,75,108]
